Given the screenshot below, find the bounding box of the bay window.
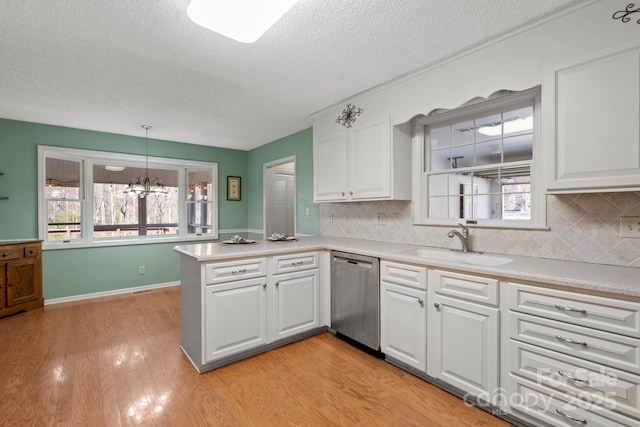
[39,146,218,247]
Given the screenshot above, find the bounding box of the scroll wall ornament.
[613,3,640,23]
[336,103,364,128]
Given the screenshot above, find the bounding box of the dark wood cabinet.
[0,240,43,318]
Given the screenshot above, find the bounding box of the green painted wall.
[0,119,248,299]
[247,128,319,236]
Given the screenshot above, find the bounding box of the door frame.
[263,155,296,238]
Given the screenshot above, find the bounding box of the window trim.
[38,145,219,249]
[412,86,547,230]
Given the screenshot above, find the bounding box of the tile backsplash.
[319,192,640,268]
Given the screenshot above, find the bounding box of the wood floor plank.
[0,286,508,426]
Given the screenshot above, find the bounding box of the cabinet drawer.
[509,375,639,427]
[510,311,640,374]
[508,282,640,338]
[272,252,318,275]
[429,269,498,306]
[0,246,23,261]
[23,244,40,258]
[204,258,267,284]
[511,340,640,420]
[380,261,427,290]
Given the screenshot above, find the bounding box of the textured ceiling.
[0,0,579,151]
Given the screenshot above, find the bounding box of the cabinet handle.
[231,269,247,274]
[557,370,589,385]
[262,283,267,288]
[434,302,440,309]
[555,408,587,424]
[291,261,304,266]
[418,298,424,305]
[555,304,587,314]
[1,252,7,257]
[555,334,587,346]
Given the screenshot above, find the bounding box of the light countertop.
[174,236,640,298]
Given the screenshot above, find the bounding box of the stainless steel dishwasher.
[330,251,380,351]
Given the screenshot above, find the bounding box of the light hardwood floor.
[0,286,507,426]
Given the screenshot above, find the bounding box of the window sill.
[42,233,219,251]
[414,220,549,231]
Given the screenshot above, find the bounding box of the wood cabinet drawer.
[23,244,40,258]
[380,261,427,290]
[509,375,639,427]
[511,340,640,420]
[509,311,640,375]
[204,258,267,284]
[272,252,319,275]
[0,246,23,261]
[508,282,640,338]
[429,269,498,306]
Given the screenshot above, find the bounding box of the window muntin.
[39,147,218,247]
[420,88,541,227]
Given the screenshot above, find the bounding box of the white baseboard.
[44,281,180,305]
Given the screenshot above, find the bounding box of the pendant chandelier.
[124,125,168,198]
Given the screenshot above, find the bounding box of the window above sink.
[412,86,546,230]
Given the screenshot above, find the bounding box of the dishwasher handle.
[333,255,373,270]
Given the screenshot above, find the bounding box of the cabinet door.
[349,118,391,199]
[545,43,640,192]
[204,277,267,363]
[272,269,319,341]
[0,264,5,310]
[428,294,499,401]
[7,258,37,306]
[380,281,427,372]
[313,131,348,201]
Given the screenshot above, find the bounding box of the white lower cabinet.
[380,261,427,372]
[427,270,500,404]
[381,282,427,371]
[204,277,268,363]
[272,268,319,341]
[506,281,640,426]
[191,252,321,369]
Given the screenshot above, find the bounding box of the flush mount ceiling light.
[124,125,168,198]
[105,165,125,172]
[186,0,300,43]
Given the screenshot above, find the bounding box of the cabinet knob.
[275,282,280,287]
[262,283,267,289]
[349,191,353,196]
[341,192,345,196]
[1,252,7,257]
[7,282,13,288]
[418,298,424,305]
[434,302,440,309]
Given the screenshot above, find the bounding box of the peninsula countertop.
[174,236,640,298]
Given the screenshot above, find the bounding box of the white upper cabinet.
[313,116,411,202]
[544,42,640,193]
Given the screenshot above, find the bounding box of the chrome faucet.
[447,223,469,252]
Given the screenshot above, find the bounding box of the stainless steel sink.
[399,247,512,266]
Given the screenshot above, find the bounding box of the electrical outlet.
[328,213,333,223]
[139,265,146,275]
[376,213,387,225]
[305,207,310,216]
[620,217,640,238]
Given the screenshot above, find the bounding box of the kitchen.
[1,0,640,425]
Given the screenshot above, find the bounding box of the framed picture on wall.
[227,176,241,201]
